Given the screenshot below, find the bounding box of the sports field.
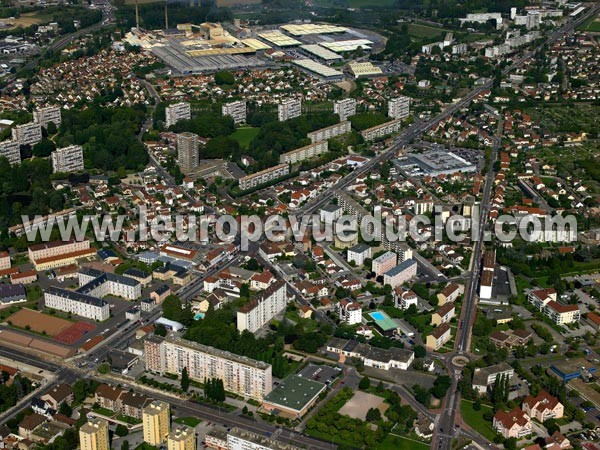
[7,309,71,336]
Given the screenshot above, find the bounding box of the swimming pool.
[194,313,205,320]
[370,311,385,321]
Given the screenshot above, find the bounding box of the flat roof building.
[222,100,247,125]
[165,102,191,128]
[262,374,326,419]
[143,401,170,446]
[0,140,21,166]
[51,145,84,174]
[278,98,302,122]
[79,418,109,450]
[177,132,199,174]
[33,106,62,128]
[167,425,195,450]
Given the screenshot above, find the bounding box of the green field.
[174,417,201,427]
[407,24,446,39]
[460,400,497,441]
[347,0,396,7]
[578,14,600,32]
[230,127,259,149]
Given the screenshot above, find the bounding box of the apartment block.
[33,106,62,128]
[307,121,351,143]
[278,98,301,122]
[388,96,411,120]
[545,301,580,325]
[79,418,109,450]
[177,132,199,174]
[143,401,170,446]
[237,280,288,333]
[472,363,514,394]
[0,140,21,166]
[383,259,417,288]
[0,251,10,271]
[11,122,42,146]
[239,164,289,191]
[372,251,397,277]
[227,428,303,450]
[336,298,362,325]
[493,408,531,439]
[425,322,452,351]
[347,243,371,266]
[168,425,195,450]
[44,287,110,321]
[78,267,142,300]
[333,98,357,121]
[28,239,95,271]
[431,302,455,326]
[279,141,328,164]
[221,100,247,125]
[51,145,84,173]
[360,119,402,141]
[144,336,273,400]
[165,102,191,128]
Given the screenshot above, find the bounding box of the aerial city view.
[0,0,598,449]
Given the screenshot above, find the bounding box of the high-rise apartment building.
[278,98,302,122]
[79,418,109,450]
[237,280,288,333]
[388,96,411,120]
[51,145,84,173]
[33,106,62,128]
[11,122,42,146]
[222,100,247,125]
[333,98,357,121]
[143,400,170,446]
[0,140,21,166]
[144,336,273,400]
[526,11,541,29]
[167,425,195,450]
[165,102,191,128]
[177,132,199,174]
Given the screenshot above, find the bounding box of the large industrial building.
[397,149,476,177]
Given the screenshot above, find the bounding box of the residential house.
[522,391,564,422]
[493,407,531,439]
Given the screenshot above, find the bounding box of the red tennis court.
[54,322,96,345]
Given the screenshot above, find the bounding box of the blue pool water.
[370,311,385,321]
[194,313,205,320]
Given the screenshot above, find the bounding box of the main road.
[431,4,600,449]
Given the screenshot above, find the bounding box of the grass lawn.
[93,406,115,417]
[577,14,600,32]
[460,399,497,441]
[174,417,201,427]
[376,435,429,450]
[407,23,446,39]
[116,414,142,425]
[230,127,259,149]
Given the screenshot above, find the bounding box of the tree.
[214,71,235,85]
[154,324,167,337]
[414,345,426,358]
[181,367,190,392]
[115,424,128,437]
[359,376,371,390]
[431,375,451,399]
[32,138,56,157]
[376,381,385,393]
[366,407,381,422]
[58,402,72,417]
[121,441,130,450]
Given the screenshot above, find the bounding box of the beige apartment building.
[167,425,195,450]
[144,336,272,400]
[143,400,170,446]
[79,418,109,450]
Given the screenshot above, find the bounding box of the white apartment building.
[11,122,42,146]
[333,98,357,121]
[237,280,288,333]
[388,96,411,120]
[347,243,371,266]
[33,106,62,128]
[336,298,362,325]
[51,145,84,173]
[278,98,302,122]
[319,204,343,224]
[227,428,302,450]
[372,251,397,276]
[145,336,273,400]
[239,164,289,191]
[279,141,328,165]
[222,100,247,125]
[165,102,191,128]
[0,140,21,166]
[526,11,541,29]
[177,132,199,174]
[383,260,417,289]
[361,119,402,141]
[545,301,580,325]
[78,268,142,301]
[396,289,418,310]
[307,121,351,144]
[44,287,110,321]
